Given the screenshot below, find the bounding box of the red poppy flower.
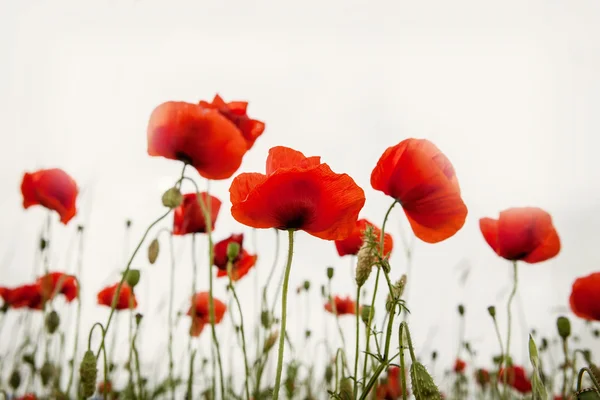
[376,366,408,399]
[499,366,532,394]
[97,282,137,310]
[198,94,265,149]
[370,139,467,243]
[21,168,78,224]
[453,358,466,373]
[97,380,112,395]
[479,207,561,263]
[230,146,366,240]
[186,292,227,337]
[334,218,393,257]
[0,284,44,310]
[147,95,264,180]
[324,295,358,316]
[475,368,490,386]
[213,234,257,281]
[173,193,222,236]
[569,272,600,321]
[37,272,78,302]
[16,394,37,400]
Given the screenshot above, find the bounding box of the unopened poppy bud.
[124,269,141,288]
[227,242,240,262]
[45,310,60,334]
[326,267,334,280]
[303,280,310,291]
[325,365,333,384]
[360,305,373,325]
[235,325,240,333]
[458,304,465,316]
[264,330,278,353]
[410,362,442,400]
[77,225,84,232]
[135,313,143,326]
[260,310,271,328]
[79,350,97,398]
[305,330,311,338]
[23,353,35,366]
[556,316,571,339]
[126,219,132,228]
[431,351,438,361]
[339,377,354,400]
[355,242,375,287]
[9,369,21,390]
[162,187,183,208]
[528,334,540,369]
[541,338,548,350]
[320,285,326,297]
[487,306,496,318]
[148,238,160,264]
[594,329,600,338]
[40,362,55,386]
[40,238,48,251]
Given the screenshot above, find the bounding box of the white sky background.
[1,0,600,395]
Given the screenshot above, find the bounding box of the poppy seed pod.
[162,187,183,208]
[45,310,60,334]
[557,316,571,339]
[326,267,334,280]
[410,362,442,400]
[148,238,159,264]
[124,269,141,288]
[487,306,496,318]
[226,242,240,262]
[79,350,97,398]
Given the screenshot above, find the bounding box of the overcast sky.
[1,0,599,393]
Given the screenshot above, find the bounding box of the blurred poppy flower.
[376,366,407,399]
[0,284,43,310]
[147,95,264,180]
[213,234,257,281]
[173,192,221,236]
[499,365,532,394]
[324,295,358,316]
[479,207,560,263]
[37,272,78,302]
[187,292,227,337]
[97,282,137,310]
[199,94,265,149]
[16,394,37,400]
[454,358,466,373]
[569,271,600,321]
[370,139,467,243]
[21,168,78,224]
[230,146,365,240]
[334,219,393,257]
[475,368,490,387]
[97,380,112,395]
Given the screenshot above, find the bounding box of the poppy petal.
[229,173,267,204]
[479,218,500,255]
[265,146,321,176]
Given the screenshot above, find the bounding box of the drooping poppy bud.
[148,238,159,264]
[162,187,183,208]
[410,362,442,400]
[45,310,60,334]
[360,305,373,325]
[226,241,240,262]
[79,350,97,398]
[487,306,496,318]
[325,365,333,384]
[124,269,141,288]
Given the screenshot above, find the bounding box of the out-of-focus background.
[1,0,599,390]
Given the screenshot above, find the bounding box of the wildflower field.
[0,92,598,400]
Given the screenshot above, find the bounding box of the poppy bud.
[487,306,496,318]
[79,350,97,398]
[326,267,334,280]
[226,242,240,262]
[410,362,442,399]
[541,338,548,350]
[1,303,8,313]
[45,310,60,334]
[40,362,55,386]
[260,310,271,328]
[593,329,600,338]
[305,329,311,338]
[9,369,21,390]
[126,219,132,228]
[162,187,183,208]
[135,313,143,326]
[303,280,310,291]
[325,365,333,384]
[77,225,84,232]
[22,353,35,366]
[458,304,465,316]
[338,377,354,400]
[148,238,159,264]
[556,316,571,339]
[264,330,278,353]
[528,334,540,369]
[431,351,438,361]
[320,285,326,297]
[360,305,373,325]
[40,238,48,251]
[124,269,141,288]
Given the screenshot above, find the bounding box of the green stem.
[398,323,409,400]
[167,232,176,400]
[503,261,518,399]
[88,322,109,396]
[491,314,505,392]
[227,262,251,400]
[271,229,295,400]
[188,233,198,399]
[197,185,226,400]
[328,280,349,374]
[561,338,569,399]
[362,268,380,381]
[353,287,361,398]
